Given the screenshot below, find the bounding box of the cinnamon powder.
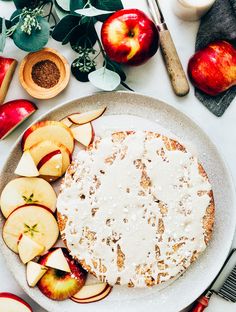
[31,60,60,89]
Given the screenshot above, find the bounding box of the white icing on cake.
[57,131,213,287]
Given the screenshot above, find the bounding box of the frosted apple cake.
[57,131,214,288]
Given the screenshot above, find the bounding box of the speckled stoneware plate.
[0,92,235,312]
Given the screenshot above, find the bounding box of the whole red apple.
[101,9,159,66]
[0,99,37,140]
[188,41,236,96]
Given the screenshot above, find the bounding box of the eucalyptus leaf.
[52,15,80,42]
[13,0,51,9]
[0,17,12,32]
[0,18,7,52]
[105,58,126,81]
[55,0,70,11]
[88,67,121,91]
[54,4,68,20]
[75,5,113,17]
[71,59,96,82]
[70,21,97,50]
[70,0,88,12]
[13,16,49,51]
[95,0,123,22]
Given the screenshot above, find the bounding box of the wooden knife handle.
[159,29,190,97]
[190,295,210,312]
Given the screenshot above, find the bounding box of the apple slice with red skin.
[68,107,106,125]
[71,284,112,304]
[37,150,63,181]
[0,293,32,312]
[38,248,87,300]
[14,150,39,177]
[0,177,57,218]
[60,117,73,128]
[26,261,48,287]
[72,122,94,147]
[0,56,18,103]
[42,247,71,273]
[22,121,74,154]
[71,283,109,300]
[2,204,59,253]
[0,100,37,140]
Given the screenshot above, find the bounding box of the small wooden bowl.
[19,48,70,100]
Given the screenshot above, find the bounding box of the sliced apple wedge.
[18,234,45,264]
[22,121,74,153]
[0,293,32,312]
[68,107,106,125]
[72,283,108,300]
[26,261,48,287]
[0,177,57,218]
[2,204,59,253]
[29,140,70,176]
[42,248,71,273]
[0,56,18,104]
[14,150,39,177]
[71,284,112,303]
[38,150,62,178]
[60,117,73,128]
[72,123,93,147]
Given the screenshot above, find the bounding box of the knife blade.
[147,0,190,97]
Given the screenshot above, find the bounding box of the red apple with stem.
[101,9,159,65]
[0,56,18,103]
[188,40,236,96]
[0,100,37,140]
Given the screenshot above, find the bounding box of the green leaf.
[54,4,68,20]
[71,59,96,82]
[95,0,123,22]
[0,18,7,52]
[13,16,50,51]
[13,0,51,9]
[75,5,114,17]
[52,14,80,42]
[88,67,121,91]
[0,17,11,32]
[70,0,87,12]
[55,0,70,11]
[70,21,97,50]
[105,58,126,81]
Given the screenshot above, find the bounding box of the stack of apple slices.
[0,177,59,263]
[14,120,74,181]
[61,107,106,147]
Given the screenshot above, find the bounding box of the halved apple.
[22,121,74,154]
[71,284,112,303]
[68,107,106,125]
[0,293,32,312]
[38,150,63,179]
[18,234,45,264]
[14,150,39,177]
[41,248,71,273]
[29,140,70,176]
[60,117,73,128]
[72,123,94,147]
[2,204,59,253]
[0,100,37,140]
[0,56,18,103]
[26,261,48,287]
[0,177,57,218]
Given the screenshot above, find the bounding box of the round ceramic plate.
[0,92,235,312]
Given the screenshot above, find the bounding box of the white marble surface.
[0,0,236,311]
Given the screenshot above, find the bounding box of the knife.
[147,0,190,97]
[191,249,236,311]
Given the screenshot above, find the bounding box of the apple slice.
[72,123,93,147]
[18,234,45,264]
[29,140,70,176]
[60,117,73,128]
[0,177,57,218]
[38,150,62,178]
[71,285,112,303]
[43,248,71,273]
[72,283,108,300]
[2,204,59,253]
[26,261,48,287]
[38,248,87,300]
[0,56,18,103]
[0,100,37,140]
[68,107,106,125]
[0,293,32,312]
[14,150,39,177]
[22,121,74,154]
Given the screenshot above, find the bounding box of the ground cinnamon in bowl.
[31,60,60,89]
